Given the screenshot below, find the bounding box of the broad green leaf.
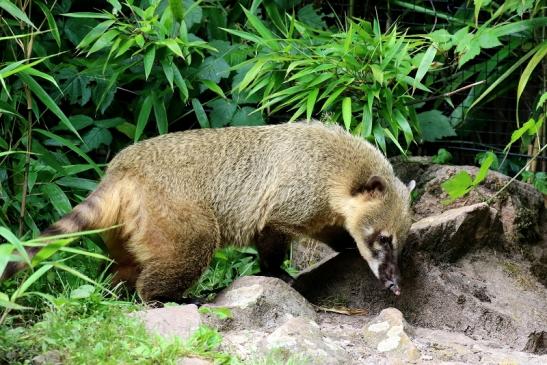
[342,97,352,130]
[202,80,226,99]
[473,151,495,185]
[70,284,95,299]
[414,44,436,91]
[209,99,237,128]
[504,119,536,152]
[431,148,453,164]
[42,183,72,216]
[417,110,456,142]
[144,46,156,80]
[0,0,36,28]
[169,0,184,22]
[232,107,264,126]
[441,171,473,201]
[306,88,319,121]
[361,104,372,138]
[370,65,384,85]
[82,127,112,152]
[191,98,210,128]
[478,29,501,49]
[153,95,168,135]
[393,109,413,145]
[18,72,80,139]
[135,94,154,142]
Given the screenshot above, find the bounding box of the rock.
[32,350,63,365]
[363,308,420,362]
[129,304,200,341]
[391,158,544,245]
[261,316,348,365]
[406,203,504,262]
[524,331,547,355]
[202,276,316,332]
[177,357,213,365]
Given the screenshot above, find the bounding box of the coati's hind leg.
[255,226,294,284]
[133,202,220,303]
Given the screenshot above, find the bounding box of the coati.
[4,121,415,301]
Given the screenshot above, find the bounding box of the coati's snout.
[346,175,415,296]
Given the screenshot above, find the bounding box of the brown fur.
[5,121,413,301]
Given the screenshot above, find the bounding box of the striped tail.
[1,178,121,280]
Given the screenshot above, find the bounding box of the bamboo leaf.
[34,129,102,176]
[414,44,436,91]
[202,80,226,99]
[18,72,81,140]
[135,94,154,142]
[14,264,53,298]
[144,46,156,80]
[241,7,279,50]
[153,94,168,135]
[0,227,30,266]
[342,97,352,130]
[36,1,60,46]
[0,0,36,28]
[517,42,547,108]
[306,88,319,121]
[191,98,210,128]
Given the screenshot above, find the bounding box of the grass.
[0,243,302,365]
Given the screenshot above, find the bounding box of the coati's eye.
[378,235,392,249]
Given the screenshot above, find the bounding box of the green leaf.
[34,129,102,176]
[77,19,115,49]
[135,94,154,142]
[342,97,352,130]
[153,95,168,135]
[32,238,73,266]
[42,183,72,216]
[62,12,113,19]
[144,46,156,80]
[373,125,386,154]
[478,29,502,49]
[361,103,372,138]
[70,284,95,299]
[473,151,495,185]
[13,264,52,298]
[0,227,30,266]
[414,44,436,91]
[0,0,36,28]
[36,1,60,46]
[0,292,31,310]
[158,39,184,58]
[169,0,184,22]
[241,7,279,50]
[431,148,453,164]
[417,110,456,142]
[82,127,112,152]
[517,42,547,109]
[172,66,189,101]
[370,65,384,85]
[198,306,232,319]
[87,29,118,55]
[237,60,266,91]
[441,171,473,201]
[56,177,98,192]
[202,80,226,99]
[209,99,237,128]
[191,98,210,128]
[18,72,81,140]
[232,107,264,126]
[393,109,413,145]
[306,88,319,121]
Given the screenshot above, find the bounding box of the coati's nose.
[385,280,401,296]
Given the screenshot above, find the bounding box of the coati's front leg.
[255,226,294,284]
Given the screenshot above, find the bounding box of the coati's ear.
[407,180,416,192]
[352,175,387,196]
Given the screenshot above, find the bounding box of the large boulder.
[391,157,544,245]
[406,202,503,261]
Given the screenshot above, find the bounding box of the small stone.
[32,350,63,365]
[177,357,213,365]
[128,304,200,341]
[363,308,421,361]
[261,316,348,365]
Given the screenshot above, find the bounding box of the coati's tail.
[1,177,122,280]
